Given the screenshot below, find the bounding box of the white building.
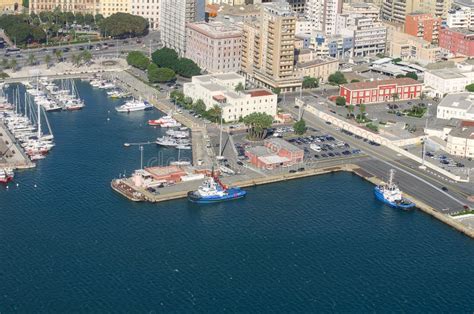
[436,93,474,121]
[305,0,342,36]
[340,15,387,57]
[183,73,277,122]
[160,0,205,56]
[447,0,474,28]
[130,0,159,29]
[446,126,474,158]
[424,63,474,97]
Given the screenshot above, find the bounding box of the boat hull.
[374,187,415,210]
[187,188,247,204]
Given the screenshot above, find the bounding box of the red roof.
[461,120,474,127]
[341,78,421,91]
[213,95,227,102]
[247,90,273,97]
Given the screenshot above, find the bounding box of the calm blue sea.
[1,81,474,312]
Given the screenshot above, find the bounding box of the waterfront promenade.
[0,122,35,169]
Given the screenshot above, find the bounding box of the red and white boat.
[0,168,14,184]
[148,115,177,126]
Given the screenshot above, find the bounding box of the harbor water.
[2,81,474,312]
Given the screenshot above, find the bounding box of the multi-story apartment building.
[305,0,343,36]
[208,0,245,5]
[185,21,242,74]
[447,0,474,28]
[404,13,441,45]
[160,0,205,56]
[381,0,452,24]
[340,15,387,57]
[129,0,159,29]
[439,27,474,57]
[242,1,301,92]
[100,0,129,17]
[387,28,441,65]
[342,2,380,22]
[296,32,353,58]
[30,0,99,14]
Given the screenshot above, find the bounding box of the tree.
[183,97,193,109]
[84,13,94,26]
[94,14,104,25]
[55,49,63,62]
[335,96,346,106]
[75,12,85,25]
[71,53,80,66]
[27,54,36,66]
[234,82,245,92]
[293,119,306,135]
[175,58,201,78]
[99,13,148,38]
[243,112,274,140]
[205,104,222,123]
[393,58,402,64]
[328,71,347,85]
[44,54,52,68]
[80,50,92,64]
[170,90,184,103]
[420,92,426,100]
[1,58,8,69]
[126,51,150,70]
[405,72,418,80]
[359,103,366,116]
[147,63,176,83]
[302,76,319,89]
[466,84,474,92]
[396,74,405,78]
[193,99,206,115]
[346,104,355,118]
[350,79,360,83]
[151,47,178,69]
[272,87,281,95]
[65,12,75,25]
[9,59,17,71]
[392,93,399,102]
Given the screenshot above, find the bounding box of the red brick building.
[439,28,474,57]
[405,13,441,45]
[339,78,423,105]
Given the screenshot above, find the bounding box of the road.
[279,101,473,213]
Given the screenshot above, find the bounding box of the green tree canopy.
[405,72,418,80]
[0,15,46,46]
[204,105,222,123]
[99,13,148,38]
[466,84,474,92]
[80,50,92,64]
[234,82,245,92]
[335,96,346,106]
[193,99,206,115]
[94,14,104,25]
[328,71,347,85]
[293,119,306,135]
[271,87,281,95]
[396,74,405,78]
[243,112,274,140]
[175,58,201,78]
[126,51,150,70]
[302,76,319,89]
[147,63,176,83]
[84,13,94,25]
[350,79,360,83]
[75,12,85,25]
[151,47,178,69]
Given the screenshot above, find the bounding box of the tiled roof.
[341,78,421,90]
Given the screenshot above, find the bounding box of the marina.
[3,74,474,312]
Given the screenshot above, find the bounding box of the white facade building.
[424,63,474,97]
[447,0,474,29]
[305,0,342,36]
[183,73,277,122]
[446,126,474,158]
[436,93,474,121]
[130,0,159,29]
[160,0,205,56]
[340,15,387,57]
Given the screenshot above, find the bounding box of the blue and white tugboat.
[374,169,415,210]
[188,173,246,204]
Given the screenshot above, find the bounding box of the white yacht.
[116,99,153,113]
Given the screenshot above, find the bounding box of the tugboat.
[188,172,246,203]
[374,169,415,210]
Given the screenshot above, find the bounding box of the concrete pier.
[0,122,35,169]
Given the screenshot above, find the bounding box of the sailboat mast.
[37,93,41,138]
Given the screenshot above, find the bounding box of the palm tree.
[243,112,274,140]
[1,58,8,69]
[234,82,245,93]
[27,54,36,66]
[346,104,355,118]
[55,49,63,62]
[80,50,92,64]
[44,54,52,68]
[391,93,399,102]
[9,59,17,72]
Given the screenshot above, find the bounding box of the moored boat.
[374,169,415,210]
[187,174,246,204]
